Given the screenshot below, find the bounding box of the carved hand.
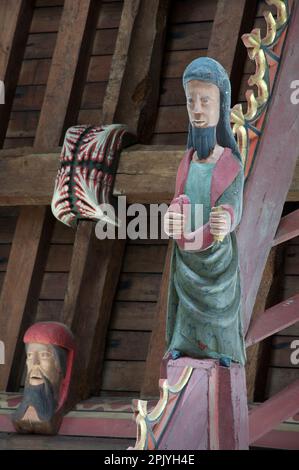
[164,211,186,238]
[209,206,231,237]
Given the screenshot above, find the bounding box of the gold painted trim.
[132,366,194,450]
[230,0,289,169]
[262,11,277,45]
[167,366,194,394]
[266,0,287,29]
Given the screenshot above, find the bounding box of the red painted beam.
[249,379,299,443]
[0,412,136,438]
[237,0,299,333]
[0,414,14,433]
[273,209,299,246]
[246,294,299,347]
[252,429,299,450]
[59,416,136,438]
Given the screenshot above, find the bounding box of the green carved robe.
[166,151,246,365]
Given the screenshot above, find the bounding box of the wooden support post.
[218,364,249,449]
[141,0,257,397]
[102,0,170,142]
[0,0,34,147]
[0,207,53,390]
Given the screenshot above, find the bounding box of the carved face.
[26,343,63,398]
[185,80,220,128]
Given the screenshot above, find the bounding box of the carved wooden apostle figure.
[164,57,246,366]
[12,322,75,434]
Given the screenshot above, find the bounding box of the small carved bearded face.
[26,343,63,398]
[185,80,220,128]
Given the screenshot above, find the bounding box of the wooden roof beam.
[0,146,298,207]
[0,146,184,206]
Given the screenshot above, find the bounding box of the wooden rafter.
[62,223,126,402]
[29,0,103,406]
[103,0,170,142]
[34,0,100,149]
[0,207,54,390]
[0,0,101,392]
[208,0,258,104]
[0,0,52,392]
[61,0,171,403]
[0,0,34,146]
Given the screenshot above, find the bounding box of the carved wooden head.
[12,322,75,435]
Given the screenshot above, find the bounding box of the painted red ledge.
[273,209,299,246]
[249,378,299,443]
[246,294,299,347]
[252,429,299,450]
[0,412,136,438]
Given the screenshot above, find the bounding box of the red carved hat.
[24,321,76,411]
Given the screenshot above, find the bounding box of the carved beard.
[188,125,217,160]
[13,377,57,423]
